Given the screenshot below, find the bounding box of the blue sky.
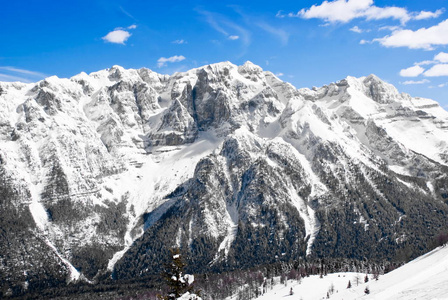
[1,0,447,108]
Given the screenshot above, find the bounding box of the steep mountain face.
[0,62,447,294]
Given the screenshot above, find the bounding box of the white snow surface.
[107,132,221,270]
[336,245,448,300]
[177,292,202,300]
[246,246,448,300]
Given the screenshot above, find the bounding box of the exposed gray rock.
[0,62,448,296]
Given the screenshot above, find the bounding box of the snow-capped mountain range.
[0,61,447,292]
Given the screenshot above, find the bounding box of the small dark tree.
[354,274,361,286]
[287,268,299,281]
[280,273,286,285]
[364,286,370,294]
[328,283,335,295]
[364,274,369,283]
[159,248,196,300]
[437,232,448,246]
[0,86,4,96]
[372,269,380,281]
[347,280,352,289]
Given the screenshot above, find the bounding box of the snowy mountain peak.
[1,62,448,294]
[238,60,263,73]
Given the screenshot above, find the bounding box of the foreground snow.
[247,272,364,300]
[250,246,448,300]
[336,245,448,300]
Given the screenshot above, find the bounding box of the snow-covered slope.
[0,62,447,294]
[339,245,448,299]
[254,245,448,300]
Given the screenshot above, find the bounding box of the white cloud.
[102,29,131,44]
[287,0,442,25]
[399,65,425,77]
[296,0,373,23]
[374,19,448,50]
[435,52,448,63]
[414,9,444,20]
[275,72,284,77]
[157,55,186,67]
[350,26,363,33]
[363,5,410,24]
[228,35,240,40]
[401,79,430,85]
[424,64,448,77]
[172,39,187,44]
[102,25,137,44]
[438,82,448,87]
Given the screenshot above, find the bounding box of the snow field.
[252,246,448,300]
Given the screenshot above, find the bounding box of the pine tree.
[364,274,369,283]
[347,280,352,289]
[159,248,196,300]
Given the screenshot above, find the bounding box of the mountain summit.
[0,62,447,293]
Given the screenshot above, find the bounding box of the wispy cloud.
[379,25,401,31]
[230,6,290,46]
[414,9,444,20]
[172,39,187,44]
[119,6,138,21]
[281,0,443,25]
[102,25,137,45]
[157,55,186,68]
[0,66,47,78]
[0,73,32,82]
[414,60,435,66]
[0,66,47,83]
[197,9,251,54]
[255,22,290,45]
[401,79,430,85]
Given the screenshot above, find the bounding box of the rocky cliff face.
[0,62,447,294]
